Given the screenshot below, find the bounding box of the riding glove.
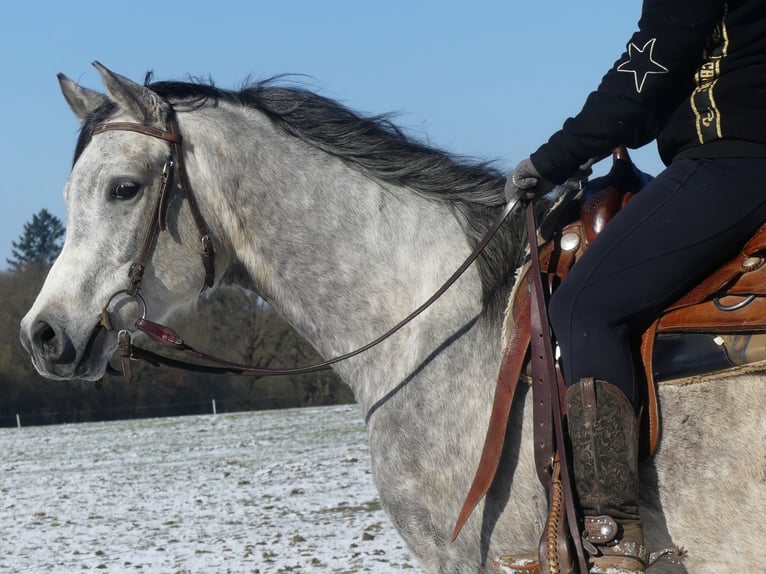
[507,157,556,201]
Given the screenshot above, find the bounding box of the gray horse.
[20,63,766,573]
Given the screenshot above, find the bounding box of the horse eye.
[112,182,140,200]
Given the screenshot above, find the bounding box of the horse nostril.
[20,316,78,373]
[39,323,56,344]
[32,320,58,357]
[31,320,75,364]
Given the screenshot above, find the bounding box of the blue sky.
[0,1,660,268]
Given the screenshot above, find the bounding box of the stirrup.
[583,516,686,572]
[582,517,649,566]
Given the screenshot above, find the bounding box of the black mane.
[77,75,527,317]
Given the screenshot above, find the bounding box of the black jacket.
[531,0,766,184]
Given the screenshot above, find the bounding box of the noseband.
[91,104,520,381]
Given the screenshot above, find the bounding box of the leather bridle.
[92,114,215,296]
[90,104,520,381]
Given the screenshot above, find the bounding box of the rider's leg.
[548,156,766,572]
[566,377,644,572]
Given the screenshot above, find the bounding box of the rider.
[511,2,766,572]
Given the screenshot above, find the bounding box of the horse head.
[20,63,217,380]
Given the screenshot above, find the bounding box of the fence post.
[16,414,21,428]
[212,399,217,416]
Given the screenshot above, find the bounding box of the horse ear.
[92,61,164,124]
[57,74,108,123]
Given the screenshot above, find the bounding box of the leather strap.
[95,105,530,386]
[129,156,174,294]
[639,321,661,458]
[112,191,521,380]
[450,291,531,541]
[451,197,589,573]
[92,122,182,143]
[524,198,588,574]
[539,458,573,574]
[167,113,215,289]
[93,112,215,292]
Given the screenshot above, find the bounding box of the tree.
[7,209,65,270]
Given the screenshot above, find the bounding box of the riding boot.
[565,378,648,574]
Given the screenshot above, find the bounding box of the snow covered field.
[0,404,421,573]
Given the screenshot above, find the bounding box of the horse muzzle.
[19,315,112,381]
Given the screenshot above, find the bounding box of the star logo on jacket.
[617,38,669,93]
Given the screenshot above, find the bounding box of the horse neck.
[180,105,492,407]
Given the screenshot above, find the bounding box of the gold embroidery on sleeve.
[692,4,729,143]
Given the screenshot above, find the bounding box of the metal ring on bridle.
[102,289,148,326]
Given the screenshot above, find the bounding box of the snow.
[0,404,421,573]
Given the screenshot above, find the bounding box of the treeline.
[0,265,353,428]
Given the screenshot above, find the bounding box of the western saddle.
[454,147,766,572]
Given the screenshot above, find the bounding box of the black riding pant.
[548,157,766,410]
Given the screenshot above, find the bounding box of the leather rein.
[92,108,522,381]
[92,112,583,564]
